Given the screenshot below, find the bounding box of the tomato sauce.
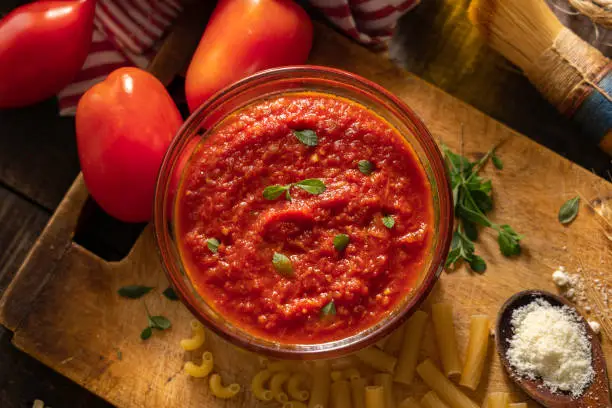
[176,92,433,343]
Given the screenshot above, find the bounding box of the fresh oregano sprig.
[263,178,326,201]
[442,143,523,272]
[141,302,171,340]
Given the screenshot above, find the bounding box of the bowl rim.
[154,65,454,359]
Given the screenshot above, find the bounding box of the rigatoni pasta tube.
[508,404,527,408]
[487,393,509,408]
[309,360,330,408]
[459,315,490,390]
[365,386,386,408]
[416,359,478,408]
[399,397,423,408]
[420,391,451,408]
[394,310,428,385]
[350,377,366,408]
[384,326,405,355]
[373,373,395,408]
[431,303,461,377]
[355,347,397,373]
[330,380,351,408]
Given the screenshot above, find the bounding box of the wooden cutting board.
[1,23,610,408]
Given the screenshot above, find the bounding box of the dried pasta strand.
[421,391,451,408]
[416,359,479,408]
[373,373,395,408]
[330,380,351,408]
[350,377,367,408]
[459,315,491,390]
[355,347,397,373]
[394,310,428,385]
[432,303,462,377]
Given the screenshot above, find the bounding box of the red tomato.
[185,0,312,112]
[0,0,95,108]
[76,68,183,222]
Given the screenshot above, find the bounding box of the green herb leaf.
[162,287,179,301]
[471,190,493,213]
[382,215,395,229]
[116,349,122,360]
[263,184,290,200]
[358,160,374,175]
[207,238,220,253]
[492,155,503,170]
[497,225,522,257]
[469,255,487,273]
[295,179,326,195]
[272,252,294,277]
[333,234,350,251]
[292,129,318,146]
[558,196,580,225]
[462,220,478,241]
[321,300,336,318]
[140,327,152,340]
[117,285,154,299]
[148,315,172,330]
[457,204,492,227]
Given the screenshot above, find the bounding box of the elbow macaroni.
[270,371,291,403]
[287,371,310,401]
[209,373,241,399]
[180,320,206,351]
[251,369,273,401]
[184,351,214,378]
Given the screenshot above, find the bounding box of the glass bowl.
[154,66,453,360]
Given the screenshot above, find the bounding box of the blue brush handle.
[573,71,612,155]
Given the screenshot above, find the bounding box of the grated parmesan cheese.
[506,298,594,397]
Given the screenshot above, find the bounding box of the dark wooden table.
[0,0,610,407]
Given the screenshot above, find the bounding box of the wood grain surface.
[0,22,610,408]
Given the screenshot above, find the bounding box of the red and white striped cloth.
[58,0,420,116]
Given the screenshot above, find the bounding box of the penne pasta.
[180,320,206,351]
[399,397,423,408]
[487,392,510,408]
[331,370,344,382]
[365,385,386,408]
[421,391,451,408]
[350,377,367,408]
[184,351,214,378]
[355,347,397,373]
[376,336,389,349]
[251,369,273,401]
[416,359,478,408]
[460,315,491,390]
[270,371,291,403]
[373,373,395,408]
[331,380,351,408]
[432,303,462,377]
[508,404,527,408]
[308,360,330,408]
[209,373,240,399]
[330,356,356,371]
[287,371,310,401]
[394,310,428,385]
[384,325,405,356]
[343,367,361,381]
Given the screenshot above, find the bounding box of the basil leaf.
[358,160,374,175]
[558,196,580,225]
[295,179,326,195]
[492,155,503,170]
[118,285,154,299]
[382,215,395,229]
[320,300,336,318]
[263,184,289,200]
[272,252,294,277]
[469,255,487,273]
[162,287,179,301]
[207,238,220,253]
[140,327,152,340]
[292,129,318,147]
[333,234,350,251]
[149,315,172,330]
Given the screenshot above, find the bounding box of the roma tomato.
[0,0,95,108]
[185,0,312,112]
[76,68,183,222]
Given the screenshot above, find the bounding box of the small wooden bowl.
[496,290,611,408]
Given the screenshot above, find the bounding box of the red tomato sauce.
[176,92,433,344]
